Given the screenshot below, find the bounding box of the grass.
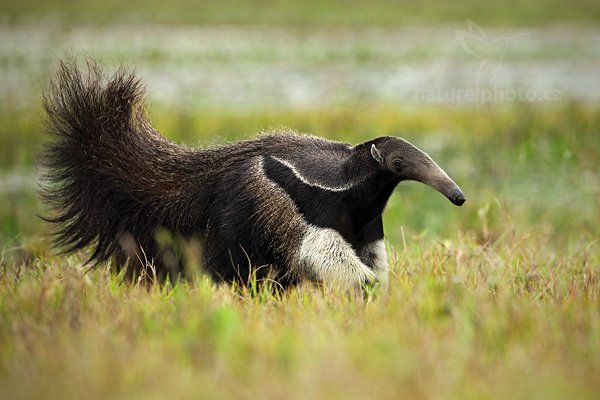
[1,102,600,399]
[1,231,599,399]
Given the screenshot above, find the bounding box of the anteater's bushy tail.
[41,58,202,276]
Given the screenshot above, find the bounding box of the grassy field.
[1,1,600,399]
[1,102,600,399]
[0,231,598,399]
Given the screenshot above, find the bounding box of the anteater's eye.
[393,159,403,170]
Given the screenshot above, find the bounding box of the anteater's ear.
[371,144,384,165]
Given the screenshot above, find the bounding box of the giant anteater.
[41,58,465,288]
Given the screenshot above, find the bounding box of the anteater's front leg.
[297,225,376,289]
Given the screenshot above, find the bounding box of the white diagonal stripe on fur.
[271,156,361,192]
[299,225,376,288]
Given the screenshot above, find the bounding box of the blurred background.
[1,0,599,258]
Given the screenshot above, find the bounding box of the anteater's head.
[370,137,465,206]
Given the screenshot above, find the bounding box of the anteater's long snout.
[417,158,466,207]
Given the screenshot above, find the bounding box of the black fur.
[41,58,464,285]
